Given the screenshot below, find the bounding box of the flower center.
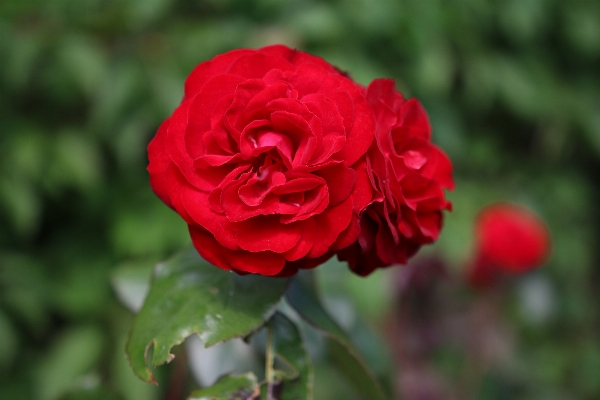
[253,152,283,182]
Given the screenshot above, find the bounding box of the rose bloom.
[467,203,551,287]
[339,79,455,276]
[147,45,376,276]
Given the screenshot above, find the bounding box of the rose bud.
[467,203,551,287]
[338,79,455,276]
[147,45,376,276]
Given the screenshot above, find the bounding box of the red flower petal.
[309,196,354,257]
[282,219,316,261]
[188,225,233,271]
[332,94,375,166]
[316,164,355,207]
[398,98,431,139]
[148,118,174,208]
[234,216,303,253]
[223,249,286,275]
[259,45,337,72]
[228,52,295,79]
[184,49,254,99]
[180,181,239,250]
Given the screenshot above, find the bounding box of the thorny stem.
[265,325,276,400]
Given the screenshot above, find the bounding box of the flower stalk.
[265,325,276,400]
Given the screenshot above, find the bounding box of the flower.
[147,45,376,276]
[338,79,454,276]
[467,203,551,287]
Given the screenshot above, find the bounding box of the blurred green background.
[1,0,599,399]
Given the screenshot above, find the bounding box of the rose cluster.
[148,45,454,277]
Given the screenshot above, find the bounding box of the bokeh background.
[1,0,600,399]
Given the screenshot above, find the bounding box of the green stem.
[265,325,275,400]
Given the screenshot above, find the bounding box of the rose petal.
[228,52,295,79]
[209,93,238,155]
[415,211,442,240]
[421,145,455,190]
[308,196,354,257]
[375,217,398,265]
[167,90,241,191]
[180,181,238,250]
[398,98,431,139]
[184,49,254,99]
[234,216,303,253]
[280,184,329,223]
[282,219,316,261]
[402,150,427,170]
[186,74,247,145]
[270,111,317,167]
[224,250,286,275]
[302,93,346,163]
[366,79,403,123]
[333,89,376,166]
[189,225,233,271]
[286,64,330,98]
[351,159,377,213]
[256,131,294,167]
[330,213,361,251]
[148,118,174,208]
[260,45,337,72]
[164,163,194,224]
[224,79,267,142]
[239,82,291,127]
[238,171,286,207]
[208,167,252,213]
[316,164,355,207]
[280,252,333,276]
[239,119,272,157]
[274,174,324,194]
[190,222,287,275]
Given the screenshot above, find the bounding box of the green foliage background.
[1,0,599,399]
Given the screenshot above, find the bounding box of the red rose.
[468,203,551,287]
[339,79,454,276]
[147,45,375,276]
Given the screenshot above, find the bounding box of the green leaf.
[187,373,259,400]
[126,248,289,384]
[286,271,350,343]
[286,271,388,400]
[325,339,387,400]
[264,312,313,400]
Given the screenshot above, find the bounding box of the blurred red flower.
[468,203,551,286]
